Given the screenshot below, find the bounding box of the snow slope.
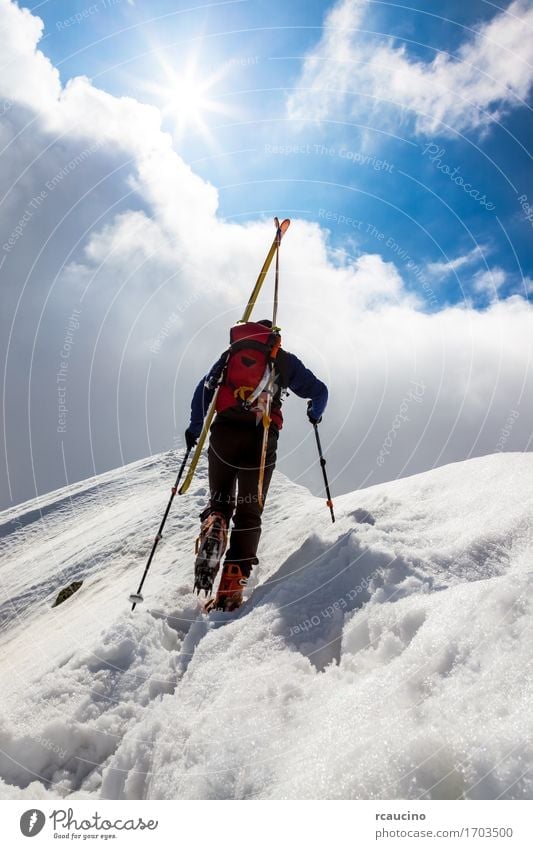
[0,450,532,800]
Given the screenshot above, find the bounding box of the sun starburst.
[133,52,234,141]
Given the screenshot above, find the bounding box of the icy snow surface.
[0,450,532,800]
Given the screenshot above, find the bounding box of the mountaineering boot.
[207,562,248,612]
[194,511,227,595]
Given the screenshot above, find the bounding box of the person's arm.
[284,352,328,420]
[188,353,227,437]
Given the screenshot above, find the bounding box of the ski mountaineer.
[185,319,328,612]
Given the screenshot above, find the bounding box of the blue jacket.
[189,348,328,436]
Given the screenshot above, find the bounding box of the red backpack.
[216,322,282,424]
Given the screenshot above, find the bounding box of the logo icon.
[20,810,46,837]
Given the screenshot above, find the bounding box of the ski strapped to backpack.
[178,217,290,496]
[257,217,283,505]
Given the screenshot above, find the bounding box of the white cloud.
[0,0,532,508]
[473,267,507,297]
[287,0,533,135]
[426,245,488,277]
[0,0,61,111]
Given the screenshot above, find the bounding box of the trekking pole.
[313,423,335,523]
[129,448,191,610]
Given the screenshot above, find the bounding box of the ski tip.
[274,217,290,235]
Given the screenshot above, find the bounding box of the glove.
[185,428,198,450]
[307,400,322,425]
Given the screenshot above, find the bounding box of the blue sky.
[1,0,532,507]
[31,0,533,308]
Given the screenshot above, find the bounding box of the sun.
[165,66,219,137]
[134,53,233,141]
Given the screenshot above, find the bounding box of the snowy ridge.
[0,452,532,799]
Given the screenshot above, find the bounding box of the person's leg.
[225,426,278,577]
[204,419,239,525]
[194,420,240,593]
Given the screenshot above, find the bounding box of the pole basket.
[128,592,144,605]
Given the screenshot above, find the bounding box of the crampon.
[193,512,227,596]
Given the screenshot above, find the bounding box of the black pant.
[204,416,278,576]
